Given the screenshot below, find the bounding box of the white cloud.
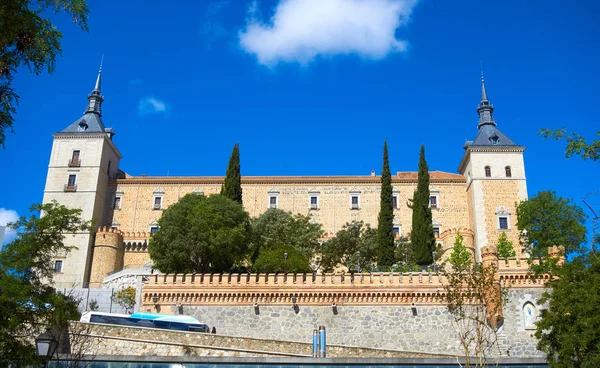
[137,97,170,116]
[239,0,419,66]
[0,208,19,245]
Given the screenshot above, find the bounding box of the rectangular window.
[69,150,81,167]
[269,196,278,209]
[392,195,398,209]
[68,175,76,187]
[351,195,359,209]
[54,260,63,273]
[393,226,400,238]
[310,196,318,210]
[114,196,121,210]
[429,196,438,209]
[433,227,440,238]
[153,197,162,210]
[150,226,159,233]
[499,217,509,230]
[107,160,112,177]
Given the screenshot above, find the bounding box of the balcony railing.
[64,184,77,192]
[153,203,162,210]
[269,203,278,209]
[351,203,360,210]
[68,158,81,167]
[310,203,318,210]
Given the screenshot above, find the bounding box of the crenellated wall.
[131,247,563,357]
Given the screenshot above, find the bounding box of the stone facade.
[43,69,529,292]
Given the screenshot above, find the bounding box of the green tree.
[394,235,415,268]
[377,140,395,268]
[0,201,91,366]
[148,193,250,273]
[442,231,507,367]
[0,0,89,147]
[253,244,313,274]
[408,145,435,265]
[535,254,600,367]
[447,231,472,271]
[319,221,378,273]
[532,130,600,367]
[540,128,600,161]
[248,208,323,263]
[220,143,242,203]
[111,286,136,313]
[517,191,587,270]
[496,232,516,259]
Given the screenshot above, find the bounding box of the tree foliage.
[448,231,472,271]
[532,131,600,367]
[535,254,600,368]
[253,244,313,274]
[248,208,322,263]
[496,232,516,259]
[148,193,250,273]
[394,235,415,268]
[408,145,435,265]
[0,0,89,147]
[377,140,395,267]
[319,221,378,273]
[0,201,91,366]
[111,286,136,313]
[540,128,600,162]
[442,234,506,367]
[220,143,242,204]
[517,191,587,266]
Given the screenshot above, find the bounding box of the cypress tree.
[408,145,435,265]
[221,143,242,204]
[377,140,395,268]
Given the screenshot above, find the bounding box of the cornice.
[113,174,465,186]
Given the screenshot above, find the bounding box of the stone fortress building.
[43,66,527,289]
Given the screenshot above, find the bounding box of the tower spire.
[477,71,495,128]
[94,55,103,92]
[85,57,104,116]
[480,71,488,101]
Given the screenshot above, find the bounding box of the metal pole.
[319,325,326,358]
[109,288,113,313]
[312,329,319,357]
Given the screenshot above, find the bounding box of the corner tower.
[458,74,527,261]
[42,63,122,288]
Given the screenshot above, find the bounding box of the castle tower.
[89,227,124,287]
[458,74,527,262]
[42,63,122,288]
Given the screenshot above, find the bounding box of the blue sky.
[1,0,599,244]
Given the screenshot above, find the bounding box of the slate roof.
[59,112,106,134]
[469,123,518,147]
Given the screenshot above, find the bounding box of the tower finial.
[480,69,488,102]
[94,55,103,92]
[86,57,105,116]
[477,70,495,128]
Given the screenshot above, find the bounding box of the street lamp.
[36,328,58,367]
[432,251,437,273]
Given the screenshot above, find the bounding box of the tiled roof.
[116,171,465,184]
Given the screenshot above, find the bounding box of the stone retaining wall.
[74,323,451,358]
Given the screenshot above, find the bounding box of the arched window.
[505,166,512,177]
[485,166,491,177]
